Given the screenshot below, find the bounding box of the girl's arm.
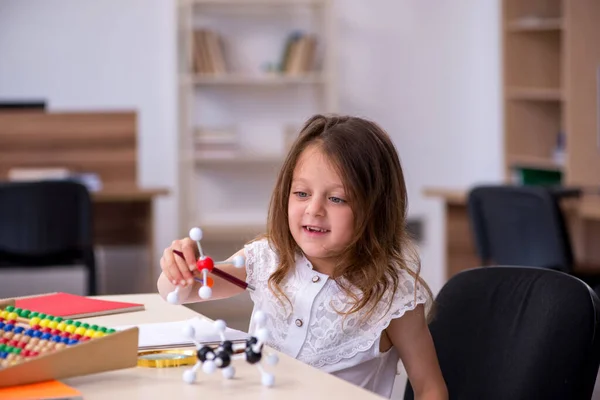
[157,240,247,304]
[385,304,448,400]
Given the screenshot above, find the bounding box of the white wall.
[0,0,502,295]
[335,0,502,294]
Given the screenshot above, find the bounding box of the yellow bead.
[7,312,18,321]
[93,331,105,338]
[84,329,95,337]
[56,322,67,331]
[29,317,41,327]
[39,319,50,328]
[48,321,58,329]
[0,311,6,319]
[65,325,76,334]
[75,327,86,335]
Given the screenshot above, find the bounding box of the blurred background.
[5,0,600,396]
[3,0,598,338]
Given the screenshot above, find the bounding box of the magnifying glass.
[137,349,197,368]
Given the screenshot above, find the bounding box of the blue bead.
[61,337,70,344]
[4,324,13,332]
[0,352,7,359]
[52,335,61,342]
[25,329,35,336]
[41,333,51,340]
[14,326,24,334]
[0,322,5,329]
[68,339,78,345]
[33,330,42,338]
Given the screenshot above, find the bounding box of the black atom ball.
[197,346,214,362]
[245,347,262,364]
[216,351,231,368]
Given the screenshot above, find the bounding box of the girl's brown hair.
[265,114,433,322]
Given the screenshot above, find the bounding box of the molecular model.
[166,227,254,304]
[167,227,277,387]
[181,310,278,387]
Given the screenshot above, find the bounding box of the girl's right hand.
[160,238,198,287]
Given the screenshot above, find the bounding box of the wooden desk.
[425,187,600,281]
[63,294,383,400]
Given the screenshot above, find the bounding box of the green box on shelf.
[514,167,563,186]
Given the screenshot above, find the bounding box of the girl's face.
[288,145,354,274]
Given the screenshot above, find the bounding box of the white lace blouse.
[244,239,429,398]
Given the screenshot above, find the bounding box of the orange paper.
[0,380,82,399]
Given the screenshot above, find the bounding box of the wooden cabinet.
[564,0,600,187]
[502,0,600,188]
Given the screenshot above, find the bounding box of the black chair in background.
[466,184,600,294]
[404,266,600,399]
[0,181,97,295]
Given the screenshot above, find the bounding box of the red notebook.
[13,292,145,319]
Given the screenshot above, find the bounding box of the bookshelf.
[177,0,337,254]
[502,0,600,187]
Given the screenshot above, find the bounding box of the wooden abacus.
[0,298,139,388]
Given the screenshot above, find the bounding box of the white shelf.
[194,153,284,166]
[186,73,326,86]
[189,0,325,6]
[177,0,336,242]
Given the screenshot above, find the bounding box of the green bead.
[13,347,21,355]
[74,321,81,327]
[39,313,46,319]
[5,306,14,312]
[30,312,39,318]
[0,344,5,352]
[107,328,116,334]
[55,317,63,322]
[19,310,30,318]
[99,327,107,333]
[82,323,89,329]
[91,324,98,330]
[65,319,73,325]
[47,316,54,321]
[13,308,22,314]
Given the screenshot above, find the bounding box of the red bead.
[7,320,16,325]
[21,350,29,357]
[61,332,71,338]
[0,338,7,344]
[8,340,17,347]
[42,327,52,334]
[17,342,26,349]
[32,325,41,331]
[30,351,39,357]
[72,334,81,340]
[51,329,61,335]
[196,257,214,272]
[0,317,4,322]
[80,336,91,342]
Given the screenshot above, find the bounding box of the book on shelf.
[194,126,238,146]
[193,28,227,75]
[280,31,318,76]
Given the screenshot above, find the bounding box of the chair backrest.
[467,185,574,272]
[0,180,93,259]
[404,266,600,400]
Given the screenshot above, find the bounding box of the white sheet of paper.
[114,317,249,349]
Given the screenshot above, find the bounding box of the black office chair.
[404,266,600,400]
[0,181,97,295]
[466,184,600,294]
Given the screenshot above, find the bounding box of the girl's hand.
[160,238,198,287]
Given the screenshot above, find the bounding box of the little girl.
[157,114,447,399]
